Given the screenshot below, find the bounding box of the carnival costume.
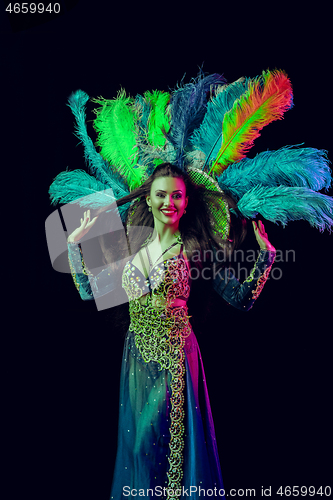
[49,69,332,499]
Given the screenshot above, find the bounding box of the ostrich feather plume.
[210,69,293,176]
[67,89,129,199]
[190,77,250,166]
[92,90,146,190]
[236,184,333,232]
[144,90,171,148]
[217,146,331,200]
[166,72,227,169]
[49,169,116,208]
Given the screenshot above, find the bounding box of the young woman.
[67,163,276,499]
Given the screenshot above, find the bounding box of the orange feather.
[209,69,293,176]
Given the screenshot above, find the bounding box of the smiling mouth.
[161,209,177,215]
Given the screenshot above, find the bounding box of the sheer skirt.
[110,329,224,499]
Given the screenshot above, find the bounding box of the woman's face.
[146,176,188,226]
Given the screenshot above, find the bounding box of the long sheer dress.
[68,241,275,499]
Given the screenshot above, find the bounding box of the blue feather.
[217,146,332,201]
[236,184,333,232]
[49,169,116,208]
[67,90,130,200]
[189,77,251,167]
[166,73,227,169]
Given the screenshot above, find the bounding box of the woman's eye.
[156,193,182,199]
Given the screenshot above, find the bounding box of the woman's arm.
[213,249,276,311]
[213,220,276,311]
[68,242,95,300]
[67,210,119,301]
[68,242,120,301]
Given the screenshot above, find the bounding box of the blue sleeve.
[212,249,276,311]
[68,242,119,301]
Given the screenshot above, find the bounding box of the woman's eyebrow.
[155,189,183,193]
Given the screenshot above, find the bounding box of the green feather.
[144,90,170,148]
[92,90,146,190]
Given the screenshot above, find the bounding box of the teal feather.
[190,77,250,166]
[236,184,333,231]
[217,146,331,200]
[117,203,131,223]
[67,90,130,199]
[49,169,116,208]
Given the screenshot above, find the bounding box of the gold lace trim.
[251,265,273,300]
[68,245,93,293]
[244,251,275,300]
[123,256,191,498]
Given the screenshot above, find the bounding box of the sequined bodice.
[122,251,191,305]
[122,247,191,362]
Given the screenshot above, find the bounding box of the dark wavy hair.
[93,162,246,271]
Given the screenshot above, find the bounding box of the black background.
[2,2,332,499]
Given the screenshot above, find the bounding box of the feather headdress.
[49,69,332,234]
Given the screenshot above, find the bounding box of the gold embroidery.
[244,252,275,300]
[122,256,190,498]
[252,265,273,300]
[68,245,93,293]
[244,253,261,283]
[68,254,80,292]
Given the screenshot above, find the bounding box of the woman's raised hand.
[252,220,276,252]
[67,210,98,243]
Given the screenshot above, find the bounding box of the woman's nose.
[163,196,174,207]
